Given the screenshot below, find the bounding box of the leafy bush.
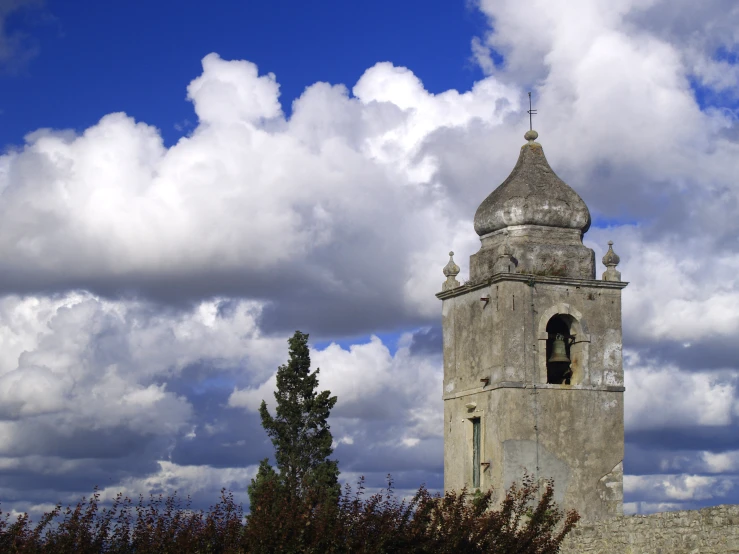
[244,472,578,554]
[0,487,245,554]
[0,475,578,553]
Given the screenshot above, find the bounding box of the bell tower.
[437,129,627,522]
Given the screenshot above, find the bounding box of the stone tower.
[437,129,626,522]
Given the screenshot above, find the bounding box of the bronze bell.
[548,333,570,363]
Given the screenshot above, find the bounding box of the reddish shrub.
[0,474,577,553]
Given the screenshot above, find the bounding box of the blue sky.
[1,0,739,521]
[1,0,489,148]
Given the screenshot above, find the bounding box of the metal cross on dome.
[527,91,537,131]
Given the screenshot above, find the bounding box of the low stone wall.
[560,505,739,554]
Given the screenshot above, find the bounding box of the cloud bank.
[1,0,739,517]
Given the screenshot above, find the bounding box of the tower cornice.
[436,273,628,300]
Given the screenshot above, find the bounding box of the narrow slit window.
[472,418,481,488]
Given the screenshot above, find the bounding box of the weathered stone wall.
[560,505,739,554]
[440,274,626,522]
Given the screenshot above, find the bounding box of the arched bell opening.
[537,307,589,386]
[545,315,573,384]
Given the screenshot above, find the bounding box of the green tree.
[249,330,340,507]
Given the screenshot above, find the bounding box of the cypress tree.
[249,330,339,507]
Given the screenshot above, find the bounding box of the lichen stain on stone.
[602,398,618,410]
[603,370,620,386]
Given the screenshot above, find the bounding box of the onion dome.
[473,130,591,237]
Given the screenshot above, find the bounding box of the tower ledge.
[443,381,626,402]
[436,272,628,300]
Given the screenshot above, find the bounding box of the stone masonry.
[560,504,739,553]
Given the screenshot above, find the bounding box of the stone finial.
[524,129,539,142]
[602,241,622,282]
[442,251,461,291]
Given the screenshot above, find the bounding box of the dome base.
[469,225,595,282]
